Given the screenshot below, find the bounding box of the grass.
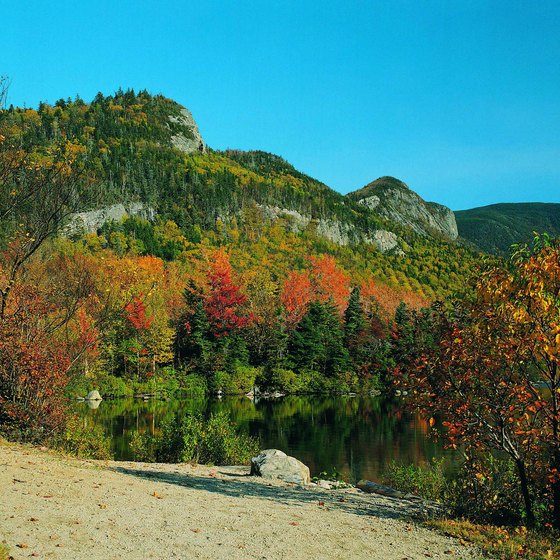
[427,519,560,560]
[0,542,10,560]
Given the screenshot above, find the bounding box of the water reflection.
[77,395,458,483]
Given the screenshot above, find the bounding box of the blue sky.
[3,0,559,210]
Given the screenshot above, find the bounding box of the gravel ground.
[0,442,482,560]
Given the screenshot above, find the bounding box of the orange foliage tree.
[281,256,350,329]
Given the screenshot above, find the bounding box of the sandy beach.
[0,442,481,560]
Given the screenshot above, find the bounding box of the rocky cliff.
[347,176,458,240]
[63,202,155,236]
[169,107,205,154]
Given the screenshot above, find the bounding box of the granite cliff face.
[347,176,458,240]
[63,202,155,236]
[242,205,402,254]
[169,107,205,154]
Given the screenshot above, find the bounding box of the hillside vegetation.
[456,202,560,254]
[0,88,479,441]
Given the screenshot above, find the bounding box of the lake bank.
[0,441,481,560]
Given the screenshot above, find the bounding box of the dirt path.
[0,443,481,560]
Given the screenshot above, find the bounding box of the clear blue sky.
[4,0,559,210]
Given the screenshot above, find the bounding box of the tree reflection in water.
[77,395,458,483]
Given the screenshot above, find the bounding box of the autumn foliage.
[204,250,253,337]
[397,235,560,527]
[0,288,71,440]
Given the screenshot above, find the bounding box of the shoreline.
[0,441,481,559]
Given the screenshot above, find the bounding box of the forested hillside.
[456,202,560,254]
[0,88,480,440]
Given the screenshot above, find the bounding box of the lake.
[78,394,457,483]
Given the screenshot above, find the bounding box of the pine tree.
[288,300,349,376]
[344,287,367,348]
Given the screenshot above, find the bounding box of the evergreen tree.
[344,286,367,352]
[288,300,349,376]
[176,282,212,374]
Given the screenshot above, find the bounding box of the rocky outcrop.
[169,107,205,154]
[349,176,458,240]
[85,390,102,401]
[256,205,402,253]
[367,230,403,254]
[250,449,310,485]
[63,202,155,235]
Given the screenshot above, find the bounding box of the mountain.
[346,176,458,241]
[0,89,477,300]
[456,203,560,254]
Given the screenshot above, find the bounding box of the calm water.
[78,395,456,483]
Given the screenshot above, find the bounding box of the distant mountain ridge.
[455,203,560,254]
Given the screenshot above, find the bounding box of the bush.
[212,370,233,393]
[132,369,180,397]
[383,458,448,502]
[0,542,9,560]
[447,455,528,525]
[99,374,132,398]
[181,373,208,396]
[267,367,299,392]
[130,411,260,465]
[230,365,261,393]
[384,454,530,526]
[129,430,157,462]
[59,415,113,460]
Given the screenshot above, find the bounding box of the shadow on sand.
[112,464,432,520]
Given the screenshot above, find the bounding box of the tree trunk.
[552,450,560,529]
[515,459,535,527]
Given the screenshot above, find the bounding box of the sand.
[0,442,481,560]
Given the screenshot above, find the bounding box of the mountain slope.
[456,203,560,254]
[346,176,458,240]
[0,89,478,300]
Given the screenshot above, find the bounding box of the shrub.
[446,455,528,525]
[59,415,113,460]
[230,365,261,393]
[267,367,299,392]
[212,370,233,393]
[384,454,530,526]
[383,458,448,503]
[181,373,208,396]
[132,369,180,397]
[129,430,157,462]
[0,542,9,560]
[98,374,132,398]
[130,411,260,465]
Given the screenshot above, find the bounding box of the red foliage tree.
[308,255,350,315]
[125,294,153,332]
[397,236,560,527]
[0,287,71,440]
[204,250,251,337]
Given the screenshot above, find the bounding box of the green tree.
[289,300,349,377]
